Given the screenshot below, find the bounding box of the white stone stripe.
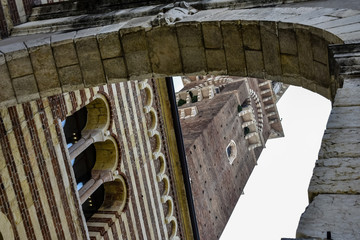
[119,82,148,240]
[128,81,160,240]
[135,81,168,238]
[10,105,44,240]
[111,84,142,240]
[0,112,27,239]
[24,102,58,239]
[114,219,123,240]
[14,0,26,22]
[63,93,73,116]
[43,104,79,239]
[121,213,132,240]
[139,82,169,239]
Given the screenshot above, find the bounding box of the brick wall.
[0,80,185,239]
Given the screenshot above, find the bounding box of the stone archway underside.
[0,5,360,240]
[1,6,360,109]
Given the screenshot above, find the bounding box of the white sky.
[173,78,332,239]
[220,86,331,239]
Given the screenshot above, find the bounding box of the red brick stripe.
[49,95,89,238]
[69,92,77,114]
[38,99,79,240]
[9,105,52,239]
[27,101,67,239]
[6,0,20,25]
[80,89,86,108]
[1,107,36,239]
[111,83,138,240]
[129,81,164,239]
[0,123,20,240]
[111,222,119,239]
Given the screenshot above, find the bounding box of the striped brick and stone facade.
[0,79,192,239]
[1,0,360,239]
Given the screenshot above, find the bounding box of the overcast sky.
[173,78,332,239]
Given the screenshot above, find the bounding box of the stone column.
[296,44,360,239]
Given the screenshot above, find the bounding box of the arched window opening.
[226,140,237,164]
[72,144,96,190]
[61,94,127,226]
[0,232,3,240]
[82,185,105,221]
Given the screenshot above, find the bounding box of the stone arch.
[82,94,111,136]
[2,7,360,108]
[92,136,119,172]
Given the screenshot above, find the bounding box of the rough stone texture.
[26,38,61,97]
[0,42,33,79]
[146,26,182,76]
[51,32,78,68]
[75,35,106,87]
[334,79,360,106]
[319,128,360,159]
[177,23,206,75]
[309,158,360,201]
[120,29,152,78]
[58,65,84,92]
[326,106,360,128]
[0,53,16,107]
[297,194,360,240]
[12,74,39,102]
[260,21,282,77]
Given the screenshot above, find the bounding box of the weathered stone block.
[27,39,61,97]
[51,32,78,68]
[12,74,39,103]
[260,21,281,76]
[245,50,264,78]
[205,49,226,74]
[125,51,152,78]
[58,65,83,92]
[180,47,206,75]
[327,106,360,128]
[312,61,330,87]
[297,194,360,239]
[315,84,331,100]
[176,23,203,48]
[301,78,317,93]
[120,29,151,78]
[0,42,33,79]
[319,128,360,159]
[103,57,127,80]
[309,158,360,201]
[281,54,299,74]
[296,27,314,81]
[311,34,329,65]
[278,23,297,55]
[221,22,246,76]
[334,79,360,106]
[0,54,16,107]
[146,26,182,76]
[97,31,122,59]
[241,21,261,51]
[75,36,106,87]
[202,22,223,49]
[121,29,147,53]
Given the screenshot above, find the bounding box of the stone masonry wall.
[0,80,186,240]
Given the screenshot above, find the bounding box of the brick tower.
[176,76,284,239]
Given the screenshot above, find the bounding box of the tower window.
[226,140,237,164]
